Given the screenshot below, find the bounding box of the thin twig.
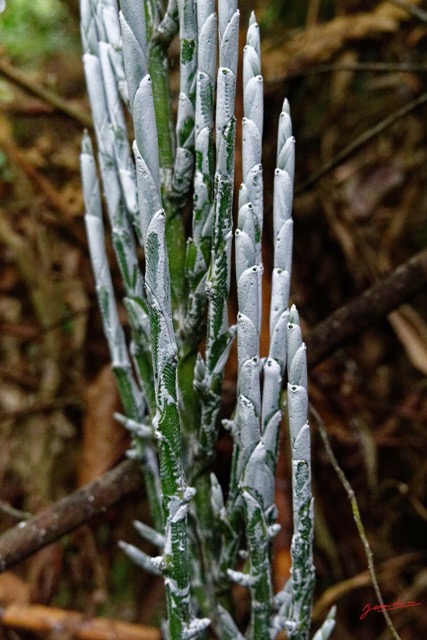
[0,396,81,422]
[0,57,92,129]
[266,61,427,83]
[295,90,427,193]
[0,99,57,117]
[0,501,31,521]
[311,406,402,640]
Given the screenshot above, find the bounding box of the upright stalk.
[79,2,337,638]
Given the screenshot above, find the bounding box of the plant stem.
[313,407,401,640]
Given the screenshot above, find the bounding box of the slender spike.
[261,99,295,478]
[80,0,100,54]
[98,41,138,228]
[216,606,245,640]
[172,0,198,198]
[133,520,166,549]
[241,487,273,638]
[184,6,217,336]
[218,0,238,41]
[312,606,337,640]
[145,210,195,637]
[119,541,164,575]
[81,132,163,530]
[224,12,265,592]
[82,51,144,300]
[81,133,141,415]
[119,0,148,106]
[197,2,239,459]
[100,0,130,105]
[84,57,150,413]
[283,313,315,640]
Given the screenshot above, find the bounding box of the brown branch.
[0,98,57,117]
[0,251,426,571]
[0,395,81,422]
[0,57,92,130]
[306,247,427,369]
[0,460,143,571]
[0,603,160,640]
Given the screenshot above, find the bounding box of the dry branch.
[0,460,143,570]
[0,57,92,129]
[305,247,427,369]
[0,603,160,640]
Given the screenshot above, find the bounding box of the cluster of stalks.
[80,1,336,638]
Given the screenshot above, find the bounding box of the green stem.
[145,212,193,638]
[164,202,187,322]
[148,41,175,171]
[146,14,188,318]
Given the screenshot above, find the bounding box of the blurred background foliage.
[0,0,76,65]
[0,1,426,639]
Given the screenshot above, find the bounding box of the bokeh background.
[0,1,426,638]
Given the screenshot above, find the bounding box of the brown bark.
[0,460,143,571]
[305,247,427,369]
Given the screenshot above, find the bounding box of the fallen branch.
[305,247,427,369]
[0,250,425,571]
[0,57,92,129]
[0,460,143,570]
[0,603,160,640]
